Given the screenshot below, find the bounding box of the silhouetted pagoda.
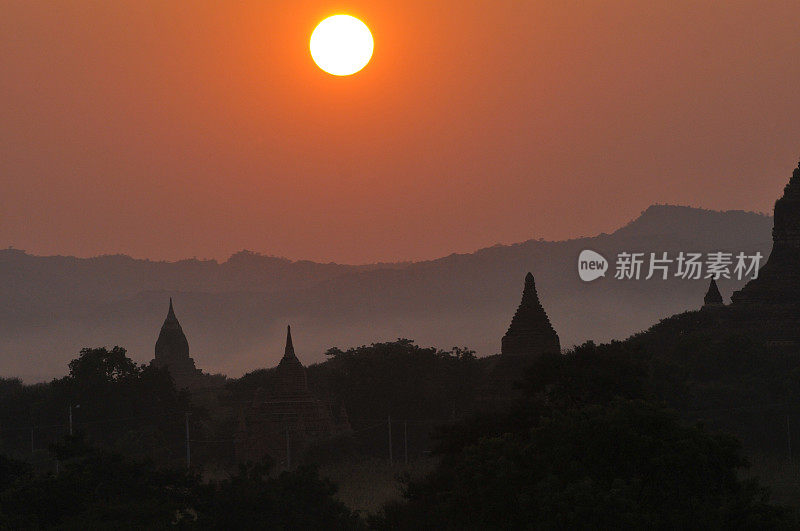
[477,272,561,405]
[274,326,308,395]
[702,278,724,308]
[730,160,800,345]
[152,298,205,389]
[501,272,560,357]
[235,326,350,466]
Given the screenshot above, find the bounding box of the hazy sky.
[3,1,800,264]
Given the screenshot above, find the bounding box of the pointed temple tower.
[274,325,309,395]
[732,160,800,307]
[729,160,800,345]
[153,298,203,389]
[702,278,724,309]
[235,326,350,466]
[501,272,560,357]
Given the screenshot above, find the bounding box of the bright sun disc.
[310,15,373,76]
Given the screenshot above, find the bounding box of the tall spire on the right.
[501,272,560,357]
[732,158,800,311]
[781,159,800,196]
[770,158,800,249]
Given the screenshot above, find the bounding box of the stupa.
[235,326,350,466]
[702,278,724,308]
[501,272,561,357]
[152,298,205,389]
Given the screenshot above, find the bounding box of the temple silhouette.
[152,298,208,389]
[501,272,560,357]
[728,160,800,346]
[702,278,724,309]
[151,309,350,465]
[234,326,351,466]
[145,159,800,465]
[687,160,800,347]
[149,270,566,460]
[476,271,561,403]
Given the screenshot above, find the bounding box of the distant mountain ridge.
[0,205,773,382]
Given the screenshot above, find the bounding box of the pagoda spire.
[166,297,176,321]
[703,278,723,308]
[153,297,199,386]
[725,156,800,348]
[732,156,800,309]
[783,159,800,198]
[501,272,560,356]
[161,297,182,330]
[275,324,308,394]
[284,325,296,360]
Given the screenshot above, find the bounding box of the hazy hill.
[0,205,772,381]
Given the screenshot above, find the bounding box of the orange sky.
[2,1,800,263]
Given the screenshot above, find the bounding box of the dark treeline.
[228,340,481,460]
[0,347,194,470]
[1,341,483,469]
[370,327,800,528]
[0,436,360,529]
[2,315,800,527]
[374,398,794,528]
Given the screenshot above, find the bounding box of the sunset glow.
[4,2,800,265]
[309,15,373,76]
[5,4,800,518]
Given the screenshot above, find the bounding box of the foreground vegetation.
[372,357,796,528]
[2,318,800,527]
[0,436,360,529]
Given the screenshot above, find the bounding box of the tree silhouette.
[374,401,794,529]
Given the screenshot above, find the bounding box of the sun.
[310,15,373,76]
